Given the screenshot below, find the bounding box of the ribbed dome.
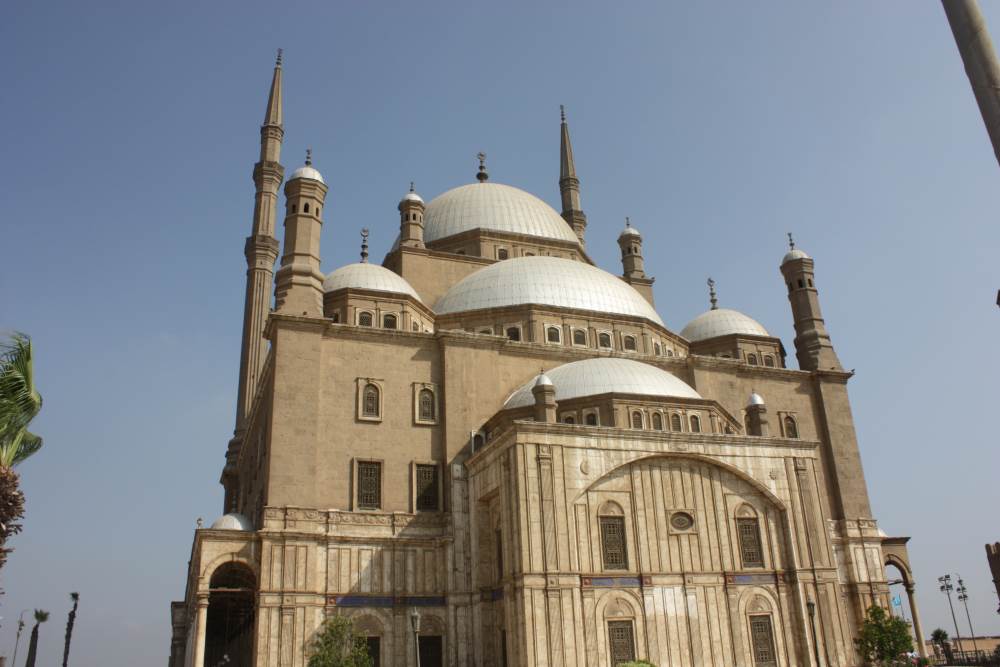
[505,358,700,409]
[433,256,664,326]
[422,183,580,245]
[210,513,253,531]
[681,308,770,342]
[323,263,422,302]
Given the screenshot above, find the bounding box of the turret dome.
[681,308,770,342]
[323,263,422,302]
[210,513,253,531]
[782,248,810,264]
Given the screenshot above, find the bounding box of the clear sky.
[1,1,998,663]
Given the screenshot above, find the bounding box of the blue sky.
[2,1,998,663]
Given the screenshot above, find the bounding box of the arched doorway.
[205,562,256,666]
[882,540,928,660]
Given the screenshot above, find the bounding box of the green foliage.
[854,605,913,666]
[307,614,373,667]
[0,332,43,468]
[25,609,49,667]
[930,628,949,644]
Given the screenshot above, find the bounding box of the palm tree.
[0,333,43,570]
[24,608,49,667]
[62,592,80,666]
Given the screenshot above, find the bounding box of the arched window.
[623,336,637,352]
[473,433,484,450]
[689,415,701,433]
[666,349,674,357]
[358,311,374,327]
[598,332,612,349]
[652,413,663,430]
[546,326,561,343]
[670,413,682,431]
[585,412,598,426]
[654,342,661,356]
[291,204,297,213]
[747,353,758,366]
[784,416,798,439]
[330,312,340,323]
[506,327,521,342]
[497,248,508,260]
[573,329,587,346]
[807,278,813,287]
[412,322,420,332]
[303,202,310,213]
[630,411,643,429]
[763,355,775,367]
[382,313,398,329]
[316,206,320,216]
[737,515,764,568]
[563,415,575,424]
[598,502,627,570]
[418,389,435,421]
[362,384,380,418]
[797,279,804,288]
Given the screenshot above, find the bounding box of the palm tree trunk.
[62,593,79,666]
[25,622,40,667]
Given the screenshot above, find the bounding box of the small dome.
[782,248,810,264]
[289,165,325,184]
[401,191,424,205]
[505,357,700,409]
[435,256,664,326]
[681,308,770,342]
[422,182,580,245]
[323,263,422,302]
[210,513,253,531]
[618,222,641,239]
[748,393,765,407]
[534,373,553,388]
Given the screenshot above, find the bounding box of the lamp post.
[807,599,821,667]
[939,575,965,655]
[956,575,980,656]
[10,609,29,667]
[410,609,421,667]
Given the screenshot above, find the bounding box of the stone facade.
[168,55,925,667]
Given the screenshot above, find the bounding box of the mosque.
[168,52,927,667]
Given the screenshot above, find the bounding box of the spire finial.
[708,277,718,310]
[787,232,795,250]
[305,148,312,166]
[409,181,415,193]
[276,48,283,67]
[625,216,631,228]
[360,228,370,263]
[476,152,488,182]
[560,105,566,123]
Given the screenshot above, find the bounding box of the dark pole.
[807,599,822,666]
[11,610,29,667]
[956,576,980,655]
[940,575,965,654]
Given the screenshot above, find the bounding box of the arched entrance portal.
[205,562,256,666]
[882,537,928,659]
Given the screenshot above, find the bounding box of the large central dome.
[434,256,665,326]
[422,182,580,245]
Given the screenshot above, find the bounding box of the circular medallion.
[671,511,694,531]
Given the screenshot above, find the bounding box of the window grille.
[630,411,643,429]
[573,329,587,346]
[623,336,637,351]
[737,517,764,567]
[598,332,612,348]
[747,353,758,365]
[586,412,598,426]
[363,384,380,418]
[357,461,382,510]
[784,416,798,439]
[358,311,374,327]
[652,413,663,430]
[670,414,682,431]
[690,415,701,433]
[654,342,661,355]
[600,516,627,570]
[506,327,520,341]
[415,464,439,511]
[563,415,575,424]
[749,615,777,667]
[763,355,775,367]
[497,248,508,260]
[383,313,397,329]
[419,389,435,421]
[547,327,561,343]
[607,621,636,665]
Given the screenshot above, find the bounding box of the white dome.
[748,392,765,406]
[505,358,700,409]
[323,263,422,302]
[422,183,579,245]
[401,191,424,204]
[681,308,770,342]
[210,513,253,531]
[534,373,553,387]
[619,223,641,239]
[782,248,810,263]
[434,256,665,326]
[289,165,325,184]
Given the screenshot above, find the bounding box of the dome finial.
[305,147,313,166]
[476,152,489,182]
[360,228,369,263]
[560,104,566,123]
[787,232,795,250]
[625,216,631,228]
[276,48,283,67]
[707,277,718,310]
[409,181,415,193]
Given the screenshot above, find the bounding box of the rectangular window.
[737,517,764,568]
[357,461,382,510]
[607,620,636,665]
[749,615,777,667]
[600,516,628,570]
[415,464,439,511]
[366,637,381,667]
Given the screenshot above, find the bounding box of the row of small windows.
[289,202,319,215]
[361,384,436,421]
[356,460,440,511]
[520,326,674,356]
[352,310,423,332]
[787,277,814,292]
[561,410,705,433]
[403,212,423,222]
[746,353,776,367]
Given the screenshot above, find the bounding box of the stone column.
[906,583,929,658]
[192,593,209,667]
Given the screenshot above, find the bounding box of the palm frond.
[12,431,42,465]
[0,334,42,468]
[33,609,49,623]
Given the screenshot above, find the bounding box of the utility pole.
[956,575,980,655]
[940,575,966,654]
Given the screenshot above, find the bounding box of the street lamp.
[410,609,421,667]
[956,576,980,656]
[939,575,965,655]
[11,609,29,667]
[806,599,822,667]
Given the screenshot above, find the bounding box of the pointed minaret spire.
[360,228,370,263]
[263,49,283,131]
[558,105,587,245]
[708,277,718,310]
[476,152,489,182]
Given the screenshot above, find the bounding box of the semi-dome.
[505,358,700,409]
[433,256,665,326]
[422,182,580,245]
[323,263,422,302]
[681,308,770,342]
[210,513,253,531]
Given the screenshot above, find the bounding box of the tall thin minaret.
[559,106,588,245]
[223,50,285,510]
[780,234,842,372]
